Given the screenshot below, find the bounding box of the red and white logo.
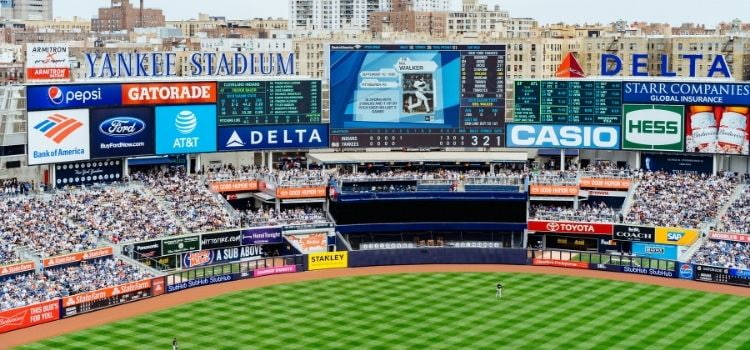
[48,86,64,104]
[0,310,27,329]
[528,220,613,235]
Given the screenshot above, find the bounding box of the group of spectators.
[717,186,750,234]
[135,169,239,233]
[0,258,153,311]
[240,207,328,228]
[529,202,619,223]
[691,240,750,269]
[205,164,261,181]
[625,171,739,229]
[0,178,34,197]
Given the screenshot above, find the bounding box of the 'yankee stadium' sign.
[83,52,295,79]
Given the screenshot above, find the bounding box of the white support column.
[267,152,273,170]
[123,158,129,179]
[560,149,566,171]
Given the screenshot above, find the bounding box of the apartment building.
[289,0,388,31]
[2,0,52,21]
[92,0,165,32]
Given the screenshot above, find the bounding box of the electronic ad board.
[217,81,321,126]
[329,44,506,148]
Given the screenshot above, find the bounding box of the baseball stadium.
[4,4,750,349]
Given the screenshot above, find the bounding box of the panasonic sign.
[622,105,685,152]
[506,124,620,149]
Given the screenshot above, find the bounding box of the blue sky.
[56,0,750,25]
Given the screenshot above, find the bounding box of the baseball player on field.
[496,282,503,299]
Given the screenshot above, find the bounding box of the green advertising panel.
[622,104,685,151]
[162,235,201,255]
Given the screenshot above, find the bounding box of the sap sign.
[505,124,620,150]
[27,84,122,111]
[89,107,155,158]
[218,124,329,151]
[155,105,217,155]
[601,53,731,78]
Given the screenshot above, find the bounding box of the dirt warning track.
[2,264,748,349]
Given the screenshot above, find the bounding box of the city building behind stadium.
[3,0,750,340]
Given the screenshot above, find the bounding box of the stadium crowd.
[716,186,750,234]
[0,258,153,311]
[625,171,739,229]
[529,202,619,223]
[136,169,239,233]
[335,169,525,183]
[241,207,328,227]
[691,240,750,269]
[205,164,261,181]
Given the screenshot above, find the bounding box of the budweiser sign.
[0,299,59,333]
[527,220,613,235]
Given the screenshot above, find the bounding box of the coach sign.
[527,220,613,236]
[613,225,655,242]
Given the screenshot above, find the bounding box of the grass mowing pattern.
[18,272,750,350]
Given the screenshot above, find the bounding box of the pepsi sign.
[89,107,155,159]
[27,84,122,111]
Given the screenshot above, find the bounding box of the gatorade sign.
[622,104,685,152]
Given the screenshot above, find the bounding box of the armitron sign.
[527,220,613,236]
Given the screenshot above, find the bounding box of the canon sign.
[613,225,655,242]
[528,221,613,235]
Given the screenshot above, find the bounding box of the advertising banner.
[654,227,699,246]
[584,190,628,197]
[155,104,217,155]
[61,281,152,318]
[128,240,162,258]
[181,249,215,269]
[529,185,579,196]
[591,263,675,278]
[685,105,750,155]
[622,104,685,151]
[217,124,329,151]
[308,251,348,270]
[531,258,589,269]
[25,43,70,82]
[151,277,166,297]
[286,232,328,253]
[613,225,655,242]
[641,153,713,175]
[242,227,283,245]
[632,242,678,260]
[162,235,200,255]
[693,265,750,286]
[505,124,621,149]
[527,220,613,235]
[622,81,750,106]
[217,80,322,126]
[0,261,35,279]
[27,109,90,165]
[708,231,750,243]
[253,265,298,278]
[578,178,632,190]
[200,231,242,250]
[42,247,113,268]
[27,84,122,111]
[54,159,122,189]
[276,186,327,199]
[62,279,152,308]
[89,107,155,158]
[208,180,258,193]
[0,299,59,334]
[678,263,694,280]
[167,274,237,293]
[121,82,217,105]
[210,245,263,265]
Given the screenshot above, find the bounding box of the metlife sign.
[27,84,122,111]
[217,124,329,151]
[622,105,685,152]
[155,105,217,155]
[505,124,620,150]
[90,107,155,158]
[27,109,90,165]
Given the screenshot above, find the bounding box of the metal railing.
[530,249,677,270]
[165,254,305,287]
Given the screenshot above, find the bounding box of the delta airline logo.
[225,131,245,148]
[33,113,83,144]
[556,52,585,78]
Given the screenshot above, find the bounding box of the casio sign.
[667,232,685,242]
[507,125,620,149]
[99,117,146,137]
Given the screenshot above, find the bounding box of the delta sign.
[601,54,732,78]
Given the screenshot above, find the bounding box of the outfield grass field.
[18,272,750,350]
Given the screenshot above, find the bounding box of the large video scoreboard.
[330,44,506,148]
[217,80,321,126]
[514,80,623,125]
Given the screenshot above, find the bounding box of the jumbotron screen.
[329,44,506,148]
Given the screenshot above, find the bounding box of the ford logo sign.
[99,117,146,137]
